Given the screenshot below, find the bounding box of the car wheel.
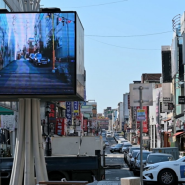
[129,167,132,171]
[110,151,113,153]
[119,149,122,153]
[158,169,177,185]
[133,170,137,176]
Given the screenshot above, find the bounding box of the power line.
[87,38,160,50]
[85,31,172,38]
[63,0,128,8]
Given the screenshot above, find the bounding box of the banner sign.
[73,101,79,116]
[137,109,146,121]
[66,102,72,125]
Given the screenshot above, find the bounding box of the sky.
[6,14,36,52]
[41,0,185,113]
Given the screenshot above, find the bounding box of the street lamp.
[46,103,51,156]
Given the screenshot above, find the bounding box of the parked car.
[143,156,185,185]
[128,150,140,171]
[122,143,132,154]
[106,133,111,137]
[145,153,174,167]
[133,150,151,175]
[29,53,35,62]
[105,141,109,147]
[125,146,140,163]
[118,140,129,144]
[34,53,50,66]
[110,144,123,153]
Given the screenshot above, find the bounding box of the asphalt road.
[103,136,184,185]
[0,58,74,94]
[104,137,134,181]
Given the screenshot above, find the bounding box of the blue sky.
[41,0,185,113]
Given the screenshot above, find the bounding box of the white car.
[143,156,185,185]
[106,133,111,137]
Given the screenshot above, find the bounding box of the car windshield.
[137,153,150,160]
[116,144,123,147]
[124,145,132,147]
[177,156,185,162]
[132,151,139,158]
[147,155,173,164]
[129,147,140,153]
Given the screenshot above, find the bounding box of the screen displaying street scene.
[0,12,75,95]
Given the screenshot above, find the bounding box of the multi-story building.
[4,0,40,11]
[117,102,123,131]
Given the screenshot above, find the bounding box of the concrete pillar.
[150,124,152,150]
[153,125,155,148]
[121,177,140,185]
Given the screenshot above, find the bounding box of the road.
[103,137,184,185]
[104,137,133,182]
[0,58,74,94]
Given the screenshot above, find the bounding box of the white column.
[153,125,155,148]
[150,125,152,150]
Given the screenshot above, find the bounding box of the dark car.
[121,143,132,154]
[145,153,174,166]
[29,53,35,62]
[34,53,50,66]
[125,146,140,163]
[110,144,123,153]
[128,150,140,171]
[132,150,151,175]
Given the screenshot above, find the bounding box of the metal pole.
[47,112,50,156]
[139,86,143,185]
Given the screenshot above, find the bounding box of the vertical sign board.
[137,109,146,121]
[49,103,56,125]
[73,101,79,116]
[66,102,72,125]
[162,83,172,112]
[136,106,148,133]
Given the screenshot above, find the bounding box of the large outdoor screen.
[0,12,76,96]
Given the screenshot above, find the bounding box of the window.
[92,106,96,110]
[93,114,96,117]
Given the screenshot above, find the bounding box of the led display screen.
[0,12,76,96]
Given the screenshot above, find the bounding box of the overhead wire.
[85,31,172,38]
[62,0,128,8]
[87,37,161,51]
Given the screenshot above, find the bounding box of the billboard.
[0,12,84,100]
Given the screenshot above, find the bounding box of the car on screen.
[29,53,35,62]
[34,53,50,66]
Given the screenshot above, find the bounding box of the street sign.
[178,96,185,104]
[129,83,154,106]
[137,109,146,121]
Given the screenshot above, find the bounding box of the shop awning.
[0,106,14,115]
[173,132,184,137]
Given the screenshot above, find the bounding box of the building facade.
[4,0,40,11]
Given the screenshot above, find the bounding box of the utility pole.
[139,86,143,185]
